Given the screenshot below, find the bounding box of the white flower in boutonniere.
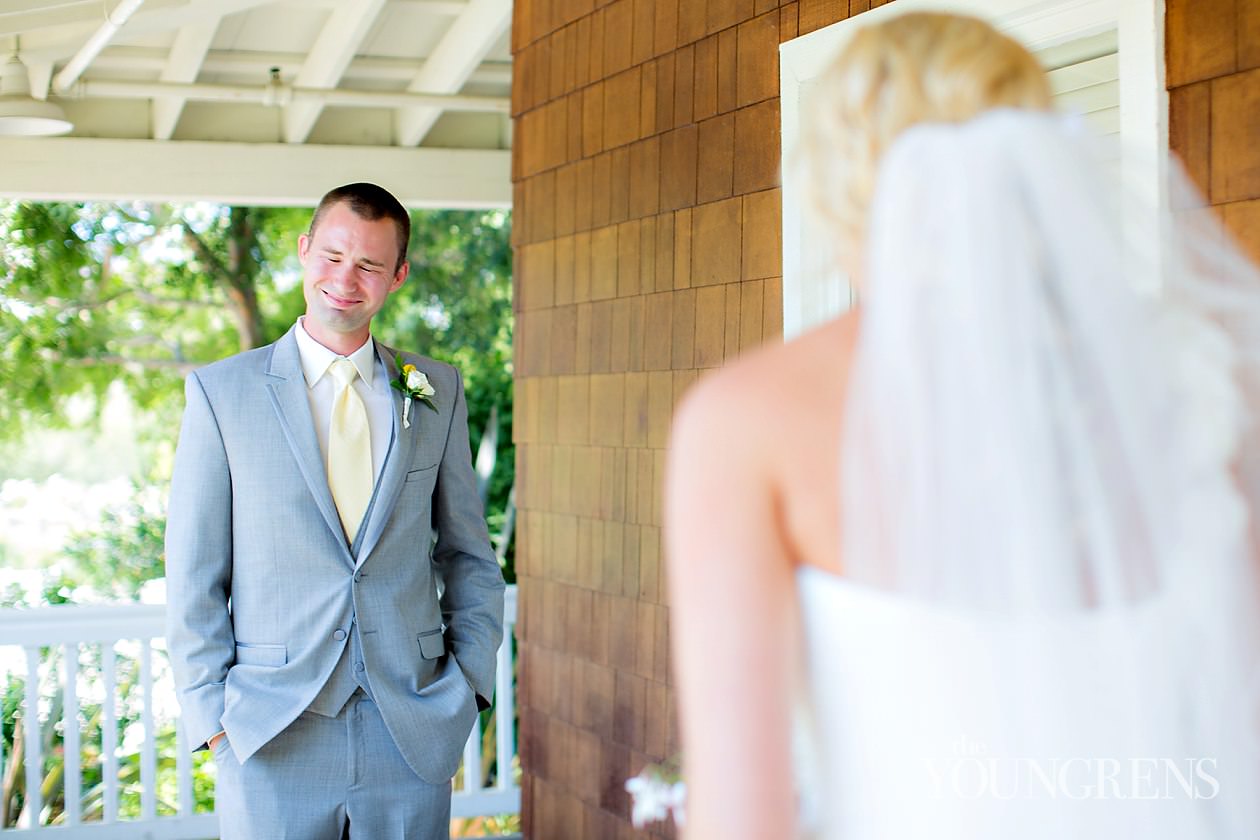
[392,354,437,429]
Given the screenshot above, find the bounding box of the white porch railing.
[0,586,518,837]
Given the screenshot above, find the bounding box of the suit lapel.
[264,328,352,563]
[355,342,420,564]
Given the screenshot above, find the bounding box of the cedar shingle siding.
[1167,0,1260,261]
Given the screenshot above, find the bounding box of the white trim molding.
[0,137,511,207]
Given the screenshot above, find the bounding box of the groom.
[165,182,505,839]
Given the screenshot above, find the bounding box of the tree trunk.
[226,207,266,351]
[224,283,265,351]
[182,206,267,352]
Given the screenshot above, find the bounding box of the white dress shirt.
[294,318,394,485]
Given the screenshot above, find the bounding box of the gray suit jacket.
[165,326,505,784]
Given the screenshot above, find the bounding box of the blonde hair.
[803,12,1052,261]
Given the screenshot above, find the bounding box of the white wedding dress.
[789,111,1260,838]
[795,567,1253,838]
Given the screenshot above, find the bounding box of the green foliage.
[0,202,312,439]
[60,482,167,602]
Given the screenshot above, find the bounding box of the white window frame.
[778,0,1166,339]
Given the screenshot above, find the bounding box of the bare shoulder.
[665,312,859,576]
[671,313,859,456]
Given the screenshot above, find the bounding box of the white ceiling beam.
[382,0,467,12]
[53,0,148,93]
[0,136,510,207]
[152,18,218,140]
[0,0,95,17]
[5,0,272,45]
[71,77,509,112]
[73,46,513,87]
[283,0,387,144]
[394,0,510,147]
[226,0,466,7]
[0,0,178,40]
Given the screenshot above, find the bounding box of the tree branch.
[131,289,220,309]
[181,226,232,283]
[39,290,130,313]
[10,287,218,316]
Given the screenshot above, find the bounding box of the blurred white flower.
[625,768,686,829]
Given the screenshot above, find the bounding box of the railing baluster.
[140,637,156,821]
[101,642,118,824]
[0,716,6,827]
[63,642,82,825]
[21,646,41,829]
[495,622,515,790]
[462,716,482,793]
[177,710,192,817]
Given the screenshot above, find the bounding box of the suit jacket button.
[333,629,347,642]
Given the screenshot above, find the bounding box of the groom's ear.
[389,260,409,293]
[297,233,311,264]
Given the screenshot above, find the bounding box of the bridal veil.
[815,107,1260,835]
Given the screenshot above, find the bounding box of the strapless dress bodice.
[792,566,1226,838]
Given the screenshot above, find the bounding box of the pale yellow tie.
[327,358,372,543]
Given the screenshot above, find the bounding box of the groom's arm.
[165,371,236,751]
[430,366,506,710]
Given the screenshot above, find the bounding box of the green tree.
[0,202,309,440]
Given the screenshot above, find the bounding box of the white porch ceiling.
[0,0,513,207]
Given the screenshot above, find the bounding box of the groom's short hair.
[309,182,411,272]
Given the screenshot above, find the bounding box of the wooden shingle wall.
[1167,0,1260,261]
[508,1,894,836]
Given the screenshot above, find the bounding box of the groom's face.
[298,201,408,344]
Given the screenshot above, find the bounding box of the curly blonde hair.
[803,12,1052,264]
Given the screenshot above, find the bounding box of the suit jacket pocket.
[417,628,446,660]
[234,642,286,667]
[405,465,438,482]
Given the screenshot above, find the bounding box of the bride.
[665,11,1260,839]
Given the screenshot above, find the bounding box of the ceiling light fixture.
[0,39,72,137]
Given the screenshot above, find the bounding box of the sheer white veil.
[837,108,1260,832]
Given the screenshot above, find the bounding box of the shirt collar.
[294,318,377,389]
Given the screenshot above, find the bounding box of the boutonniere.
[392,354,437,429]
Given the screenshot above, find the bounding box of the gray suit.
[165,326,505,834]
